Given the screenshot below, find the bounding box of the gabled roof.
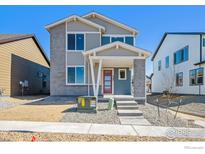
[45,15,105,32]
[151,32,205,61]
[83,41,151,58]
[83,12,138,35]
[0,34,50,66]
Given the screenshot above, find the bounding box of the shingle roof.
[0,34,50,66]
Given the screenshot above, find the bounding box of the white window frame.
[101,34,135,46]
[66,65,85,85]
[118,69,127,80]
[66,33,86,52]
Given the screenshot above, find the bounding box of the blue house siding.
[114,68,131,95]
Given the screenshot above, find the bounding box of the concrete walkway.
[116,100,151,126]
[0,121,204,139]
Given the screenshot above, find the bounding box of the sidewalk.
[0,121,204,139]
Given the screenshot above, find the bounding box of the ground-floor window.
[118,69,127,80]
[176,72,183,86]
[67,66,84,84]
[189,68,204,85]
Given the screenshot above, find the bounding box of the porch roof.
[83,41,151,58]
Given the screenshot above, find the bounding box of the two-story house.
[152,32,205,95]
[45,12,151,102]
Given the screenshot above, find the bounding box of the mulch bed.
[0,131,205,141]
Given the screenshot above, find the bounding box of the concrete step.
[118,116,144,119]
[119,117,151,126]
[117,109,143,116]
[116,101,137,106]
[117,105,139,110]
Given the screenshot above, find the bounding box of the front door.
[103,70,112,94]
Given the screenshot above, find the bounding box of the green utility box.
[77,96,97,113]
[108,98,115,110]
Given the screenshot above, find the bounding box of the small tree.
[0,88,5,96]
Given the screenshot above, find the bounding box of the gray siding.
[87,18,133,35]
[96,47,138,56]
[11,54,50,96]
[114,68,131,95]
[67,21,98,32]
[66,52,84,65]
[50,23,89,96]
[86,33,101,50]
[133,59,145,98]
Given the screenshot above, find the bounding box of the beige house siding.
[0,38,49,96]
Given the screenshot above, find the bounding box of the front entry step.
[117,109,143,116]
[116,100,137,106]
[117,105,139,110]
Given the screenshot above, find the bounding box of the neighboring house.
[152,32,205,95]
[46,12,151,102]
[0,34,50,96]
[146,74,152,93]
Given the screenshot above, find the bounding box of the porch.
[84,42,151,102]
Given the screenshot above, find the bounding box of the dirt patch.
[0,104,74,122]
[0,131,204,141]
[0,96,47,104]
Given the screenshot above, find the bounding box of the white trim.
[90,56,145,60]
[83,12,138,35]
[46,15,105,31]
[83,41,151,58]
[66,65,85,85]
[89,57,96,96]
[102,68,114,95]
[96,59,103,97]
[67,31,101,34]
[118,69,127,80]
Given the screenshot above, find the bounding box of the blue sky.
[1,5,205,76]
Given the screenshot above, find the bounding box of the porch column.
[96,59,102,97]
[89,57,96,96]
[133,59,146,104]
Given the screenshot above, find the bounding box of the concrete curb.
[0,121,204,139]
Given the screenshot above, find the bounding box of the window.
[190,68,204,85]
[118,69,127,80]
[101,36,110,45]
[165,56,169,68]
[174,46,189,64]
[203,38,205,47]
[125,37,134,45]
[101,36,134,46]
[67,34,84,51]
[158,60,161,71]
[67,66,84,84]
[111,37,124,43]
[176,72,183,86]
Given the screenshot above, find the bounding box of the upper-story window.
[158,60,161,71]
[165,56,169,68]
[174,46,189,64]
[202,38,205,47]
[67,33,84,51]
[101,35,134,46]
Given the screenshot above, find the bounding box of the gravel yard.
[60,103,120,124]
[147,95,205,117]
[0,96,47,110]
[0,131,204,141]
[138,103,203,128]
